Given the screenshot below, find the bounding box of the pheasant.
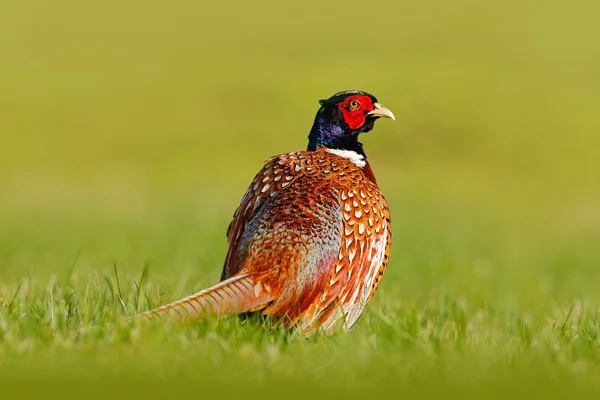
[143,90,395,334]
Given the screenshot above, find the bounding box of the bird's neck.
[307,111,366,157]
[306,110,378,183]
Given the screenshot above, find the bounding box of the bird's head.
[307,90,395,156]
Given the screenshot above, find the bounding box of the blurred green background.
[1,0,600,396]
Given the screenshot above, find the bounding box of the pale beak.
[367,103,395,121]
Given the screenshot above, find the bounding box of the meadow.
[1,0,600,397]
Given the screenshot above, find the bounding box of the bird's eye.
[349,100,360,110]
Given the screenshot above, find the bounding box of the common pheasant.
[143,90,395,334]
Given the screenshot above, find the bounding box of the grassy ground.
[1,0,600,397]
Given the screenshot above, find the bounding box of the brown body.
[144,147,391,334]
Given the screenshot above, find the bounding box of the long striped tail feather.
[138,273,273,321]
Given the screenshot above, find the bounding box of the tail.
[138,273,273,321]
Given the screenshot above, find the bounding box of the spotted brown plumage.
[142,90,395,334]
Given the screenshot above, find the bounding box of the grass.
[1,0,600,397]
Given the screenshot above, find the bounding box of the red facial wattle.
[338,95,374,130]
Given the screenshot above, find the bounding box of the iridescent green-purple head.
[308,90,395,156]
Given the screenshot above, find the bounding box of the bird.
[141,90,395,334]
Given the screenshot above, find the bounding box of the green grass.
[1,0,600,397]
